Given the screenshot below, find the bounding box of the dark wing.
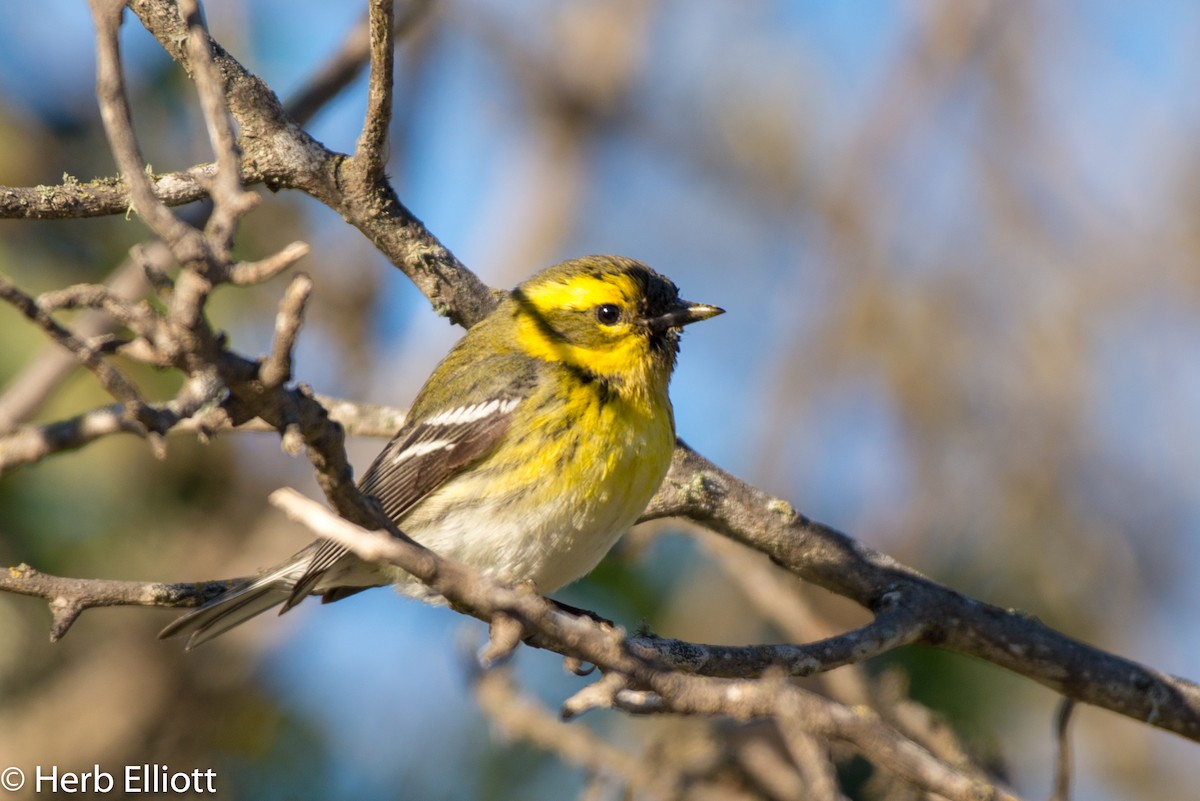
[285,395,522,607]
[360,396,521,520]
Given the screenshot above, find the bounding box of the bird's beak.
[647,301,725,334]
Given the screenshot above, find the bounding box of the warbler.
[160,255,722,648]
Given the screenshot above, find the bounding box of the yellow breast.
[397,378,675,594]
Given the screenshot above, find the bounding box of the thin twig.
[1049,699,1075,801]
[872,668,985,781]
[226,241,310,286]
[0,255,152,431]
[473,669,679,799]
[776,724,849,801]
[690,523,875,706]
[561,671,633,718]
[0,394,405,475]
[178,0,258,255]
[260,272,314,390]
[138,0,494,328]
[89,0,204,260]
[625,599,925,679]
[0,165,224,220]
[478,612,526,669]
[284,0,432,125]
[352,0,396,182]
[0,273,146,411]
[729,730,810,801]
[0,0,434,222]
[0,405,145,475]
[0,564,241,642]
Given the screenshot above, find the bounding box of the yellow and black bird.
[160,255,723,648]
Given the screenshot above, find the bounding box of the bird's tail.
[158,554,312,649]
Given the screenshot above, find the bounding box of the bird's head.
[508,255,723,400]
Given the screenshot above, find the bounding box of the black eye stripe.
[594,304,622,325]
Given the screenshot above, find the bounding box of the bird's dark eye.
[594,303,622,325]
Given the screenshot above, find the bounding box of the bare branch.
[178,0,258,255]
[227,240,310,286]
[625,597,924,679]
[776,725,849,801]
[0,253,152,431]
[1,6,1197,796]
[7,404,145,475]
[871,668,985,782]
[561,671,632,718]
[1049,699,1076,801]
[0,393,404,475]
[0,564,240,642]
[0,272,147,412]
[0,166,224,220]
[473,669,680,799]
[127,0,495,329]
[646,440,1200,742]
[308,395,407,438]
[726,730,806,801]
[646,674,1023,801]
[283,0,432,125]
[477,612,526,669]
[0,0,430,223]
[351,0,395,183]
[1,405,142,475]
[89,0,206,260]
[265,488,1022,801]
[2,0,488,328]
[260,272,314,390]
[5,530,1016,801]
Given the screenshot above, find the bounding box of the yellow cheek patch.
[515,313,649,377]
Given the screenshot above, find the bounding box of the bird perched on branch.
[160,255,723,648]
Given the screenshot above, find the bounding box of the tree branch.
[178,0,258,256]
[283,0,432,126]
[0,0,431,223]
[646,441,1200,742]
[626,597,924,679]
[0,564,239,642]
[128,0,495,329]
[0,273,146,411]
[3,0,493,327]
[0,166,225,220]
[260,272,313,391]
[350,0,395,183]
[264,487,1022,801]
[1050,698,1076,801]
[0,394,404,475]
[90,0,206,260]
[472,668,684,799]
